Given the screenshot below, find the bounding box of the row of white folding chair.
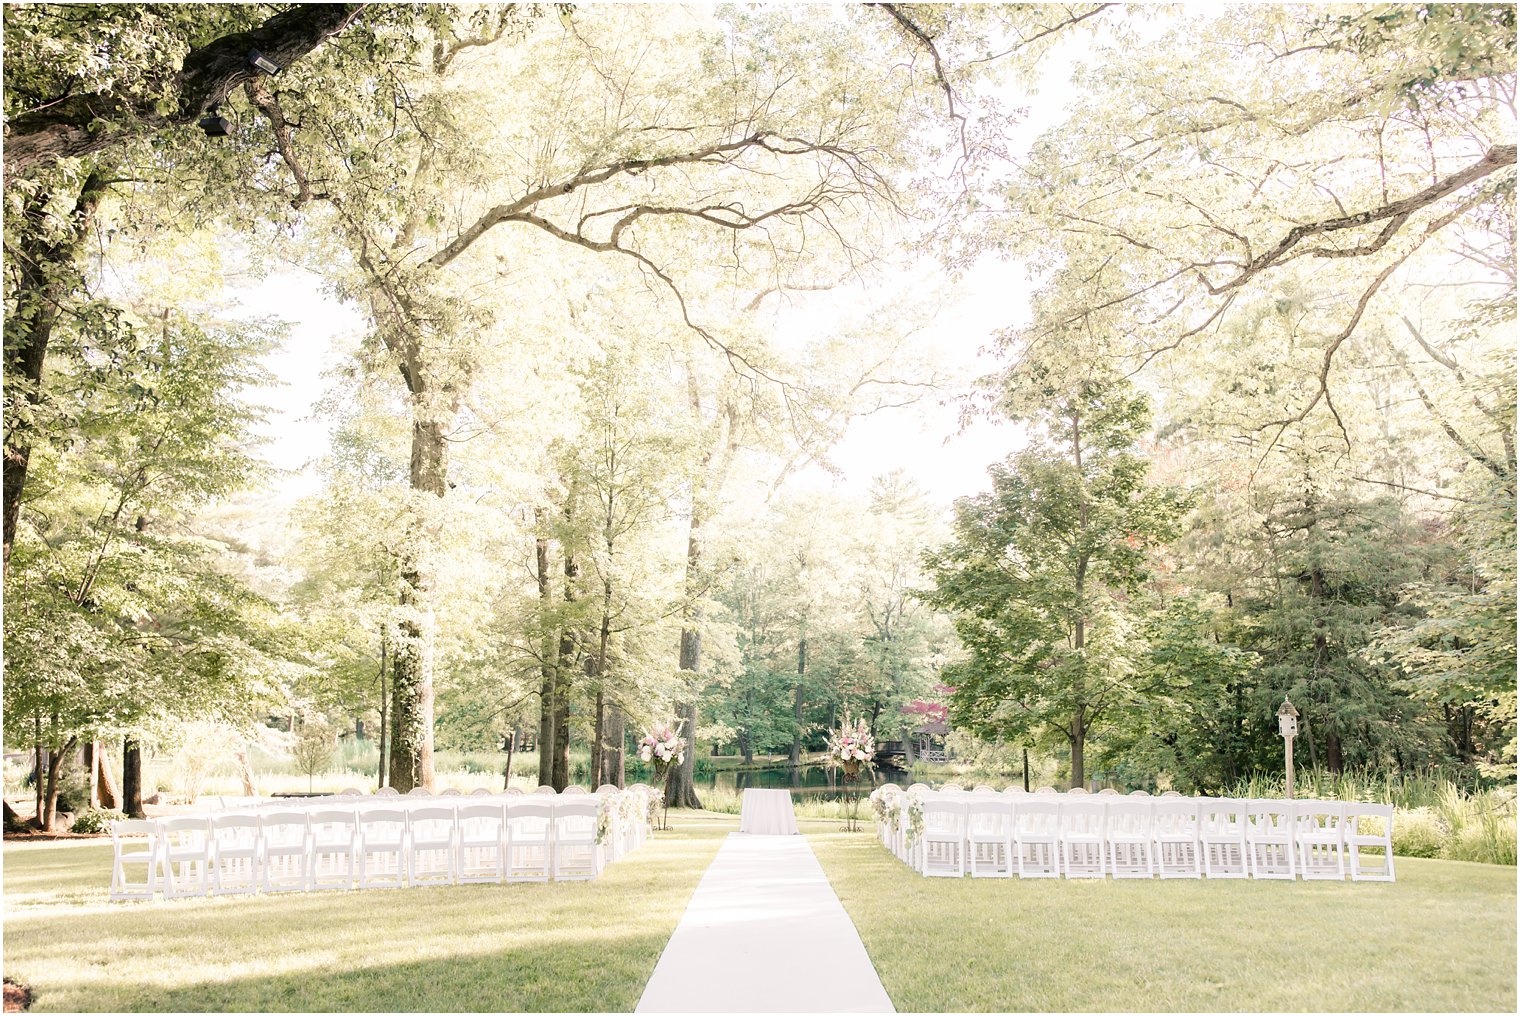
[876,794,1393,882]
[115,786,659,901]
[113,798,612,900]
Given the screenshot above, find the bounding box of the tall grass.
[1220,771,1516,866]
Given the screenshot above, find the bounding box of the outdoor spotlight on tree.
[197,107,232,137]
[1277,697,1300,800]
[248,50,281,75]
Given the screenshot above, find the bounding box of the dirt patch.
[4,978,33,1013]
[2,829,107,842]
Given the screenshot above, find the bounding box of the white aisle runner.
[636,833,895,1013]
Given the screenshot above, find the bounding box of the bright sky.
[235,10,1090,511]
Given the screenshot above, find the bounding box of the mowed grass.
[806,822,1518,1013]
[3,811,737,1012]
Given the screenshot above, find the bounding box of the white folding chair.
[919,798,969,877]
[376,786,400,797]
[470,787,495,797]
[505,786,525,796]
[1199,797,1249,878]
[562,785,589,795]
[308,808,358,890]
[1104,798,1154,878]
[1013,799,1061,878]
[109,819,161,901]
[259,810,311,893]
[159,817,214,899]
[940,783,965,793]
[1097,788,1120,796]
[209,813,262,895]
[438,787,463,798]
[1345,802,1396,882]
[1129,790,1151,797]
[595,784,620,794]
[407,805,458,887]
[456,802,508,883]
[405,787,433,797]
[1151,798,1202,878]
[1034,786,1057,795]
[1245,800,1296,880]
[967,798,1014,878]
[1294,800,1347,880]
[339,788,363,796]
[506,800,554,882]
[1059,799,1107,878]
[357,808,408,888]
[972,784,997,794]
[552,798,601,880]
[533,785,557,796]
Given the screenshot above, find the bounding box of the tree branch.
[4,4,368,179]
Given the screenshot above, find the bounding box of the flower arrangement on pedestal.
[826,715,876,831]
[638,722,686,830]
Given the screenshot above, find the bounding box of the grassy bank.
[3,812,737,1012]
[807,821,1517,1012]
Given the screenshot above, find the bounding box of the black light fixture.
[198,105,232,137]
[248,49,281,75]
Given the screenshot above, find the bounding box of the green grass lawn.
[806,822,1518,1012]
[2,811,737,1012]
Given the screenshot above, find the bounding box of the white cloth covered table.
[738,788,799,835]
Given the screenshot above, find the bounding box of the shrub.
[1392,807,1445,858]
[70,807,123,834]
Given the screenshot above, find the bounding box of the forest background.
[2,3,1513,861]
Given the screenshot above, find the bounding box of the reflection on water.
[695,764,909,797]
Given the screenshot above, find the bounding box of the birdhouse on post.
[1277,697,1299,799]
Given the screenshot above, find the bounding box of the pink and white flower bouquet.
[826,715,876,778]
[638,723,686,768]
[638,721,686,830]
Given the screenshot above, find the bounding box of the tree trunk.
[4,168,110,570]
[32,721,44,818]
[503,730,515,790]
[790,637,806,766]
[902,720,916,765]
[122,737,144,817]
[666,699,702,809]
[42,735,78,832]
[95,744,121,810]
[591,687,606,788]
[534,513,556,788]
[1069,724,1086,790]
[551,670,571,790]
[84,741,99,808]
[606,705,625,787]
[551,532,579,791]
[1325,730,1344,774]
[1070,408,1089,792]
[377,634,389,789]
[1022,747,1030,792]
[234,742,257,796]
[668,509,705,809]
[387,416,446,793]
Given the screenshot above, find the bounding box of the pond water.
[693,763,911,798]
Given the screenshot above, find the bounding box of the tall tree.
[926,364,1188,786]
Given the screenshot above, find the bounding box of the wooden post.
[1285,735,1295,800]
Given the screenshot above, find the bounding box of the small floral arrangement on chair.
[638,721,686,830]
[905,795,925,847]
[595,793,618,846]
